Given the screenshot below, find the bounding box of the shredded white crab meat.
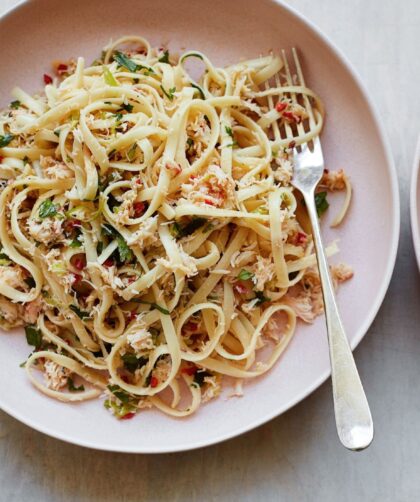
[156,247,198,277]
[89,263,124,289]
[28,218,63,245]
[252,256,275,291]
[0,294,24,329]
[127,329,154,353]
[43,361,71,391]
[202,375,222,403]
[40,156,74,180]
[0,265,25,289]
[152,357,171,383]
[23,296,44,324]
[230,249,256,268]
[126,216,159,248]
[321,169,347,191]
[273,156,294,185]
[331,263,354,284]
[181,164,235,208]
[284,264,354,323]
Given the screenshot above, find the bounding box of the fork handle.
[303,190,374,451]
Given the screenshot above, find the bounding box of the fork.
[275,49,374,451]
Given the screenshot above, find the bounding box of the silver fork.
[276,49,374,451]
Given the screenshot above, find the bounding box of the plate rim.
[0,0,400,453]
[410,135,420,271]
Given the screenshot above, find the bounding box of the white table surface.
[0,0,419,500]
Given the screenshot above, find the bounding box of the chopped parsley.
[102,223,134,263]
[254,291,271,305]
[67,377,84,392]
[10,100,21,109]
[69,238,82,248]
[69,305,90,320]
[315,191,329,217]
[130,299,170,315]
[113,51,138,72]
[38,199,58,218]
[158,50,170,63]
[25,325,43,350]
[170,217,207,238]
[237,269,254,281]
[120,102,134,113]
[160,85,176,101]
[113,51,155,75]
[105,384,139,418]
[0,133,14,148]
[225,125,237,148]
[121,353,148,373]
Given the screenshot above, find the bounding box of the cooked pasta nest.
[0,36,352,419]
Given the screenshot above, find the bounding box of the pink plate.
[410,136,420,270]
[0,0,399,452]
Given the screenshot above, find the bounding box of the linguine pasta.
[0,36,352,419]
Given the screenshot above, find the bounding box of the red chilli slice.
[133,201,146,217]
[182,366,197,376]
[276,102,288,112]
[43,74,53,85]
[150,376,158,388]
[120,412,136,420]
[57,63,68,75]
[74,257,85,271]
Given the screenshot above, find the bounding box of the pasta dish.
[0,36,352,419]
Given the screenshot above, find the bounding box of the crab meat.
[43,360,72,391]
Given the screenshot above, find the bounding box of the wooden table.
[1,0,419,500]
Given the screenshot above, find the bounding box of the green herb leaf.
[67,377,84,392]
[160,85,176,101]
[158,50,170,63]
[117,236,133,263]
[131,299,170,315]
[103,66,118,86]
[191,83,205,100]
[69,238,82,248]
[315,191,329,217]
[0,133,14,148]
[254,291,271,305]
[120,102,134,113]
[102,224,133,263]
[225,126,233,137]
[25,325,42,350]
[170,217,207,238]
[113,51,138,72]
[107,384,132,404]
[69,305,90,320]
[121,353,148,373]
[193,370,212,387]
[237,269,254,281]
[10,100,21,110]
[38,199,58,218]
